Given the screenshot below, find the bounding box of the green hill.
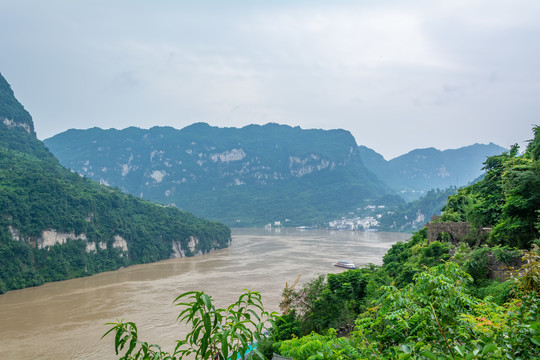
[0,73,231,293]
[44,123,393,227]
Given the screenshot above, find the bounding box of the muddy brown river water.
[0,228,409,359]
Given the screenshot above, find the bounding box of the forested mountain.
[0,73,231,293]
[44,124,393,226]
[358,143,506,201]
[45,124,504,227]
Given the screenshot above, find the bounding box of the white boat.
[334,260,357,269]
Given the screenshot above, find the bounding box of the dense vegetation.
[0,73,231,294]
[105,128,540,359]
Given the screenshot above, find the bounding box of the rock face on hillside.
[45,123,392,226]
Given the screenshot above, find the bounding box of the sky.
[1,0,539,159]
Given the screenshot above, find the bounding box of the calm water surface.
[0,228,409,359]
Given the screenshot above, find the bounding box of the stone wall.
[427,221,470,245]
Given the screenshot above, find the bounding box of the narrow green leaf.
[202,293,212,311]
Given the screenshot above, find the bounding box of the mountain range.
[44,124,392,226]
[44,124,505,226]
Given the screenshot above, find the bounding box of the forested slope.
[0,73,231,293]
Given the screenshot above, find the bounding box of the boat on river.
[334,260,357,269]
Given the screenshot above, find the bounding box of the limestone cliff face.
[171,236,199,258]
[112,235,128,252]
[46,125,360,190]
[85,241,106,253]
[39,230,87,249]
[9,226,226,260]
[9,228,131,256]
[2,117,31,134]
[170,235,230,258]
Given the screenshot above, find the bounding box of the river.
[0,228,409,359]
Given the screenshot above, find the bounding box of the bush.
[471,280,512,305]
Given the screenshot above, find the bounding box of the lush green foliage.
[383,228,452,287]
[274,261,540,359]
[256,311,304,359]
[279,329,360,360]
[104,290,276,360]
[284,266,390,335]
[357,263,478,356]
[353,262,540,359]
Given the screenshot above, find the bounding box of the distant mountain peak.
[358,142,506,201]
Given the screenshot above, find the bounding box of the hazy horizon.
[1,0,538,159]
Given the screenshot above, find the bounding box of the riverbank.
[0,229,409,359]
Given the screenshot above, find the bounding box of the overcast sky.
[1,0,539,159]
